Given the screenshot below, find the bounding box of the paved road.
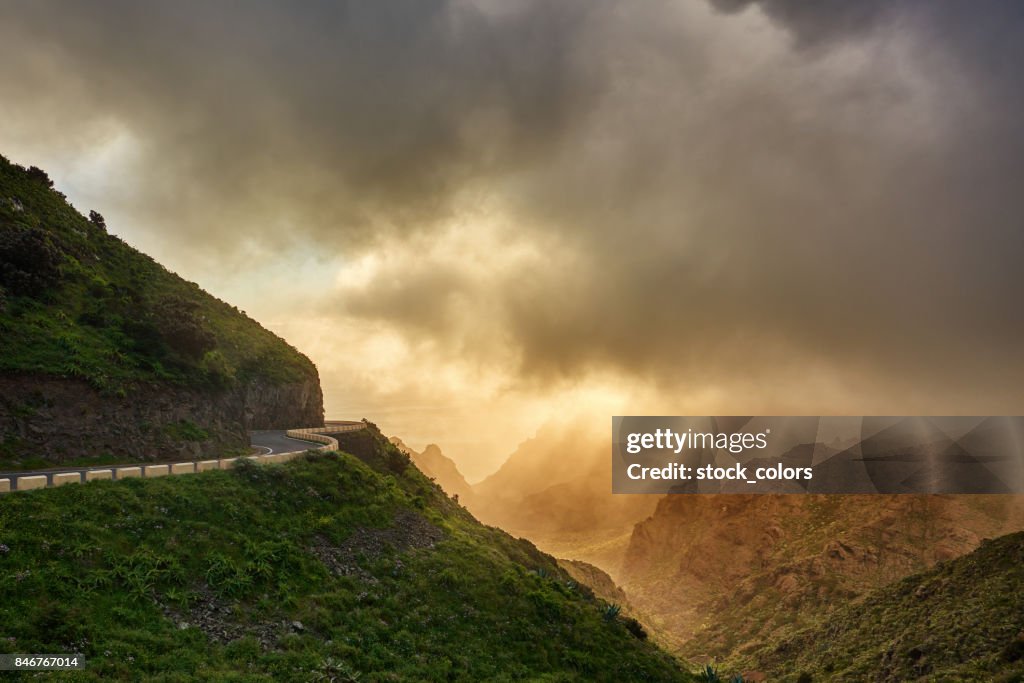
[249,430,323,455]
[0,423,363,491]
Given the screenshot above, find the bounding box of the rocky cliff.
[619,494,1024,659]
[0,374,322,465]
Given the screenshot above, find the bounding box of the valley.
[447,422,1024,675]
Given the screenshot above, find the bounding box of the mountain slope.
[621,494,1024,657]
[470,421,657,577]
[558,559,630,608]
[0,425,690,681]
[0,156,322,466]
[389,437,474,502]
[752,530,1024,681]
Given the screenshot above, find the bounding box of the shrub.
[1002,635,1024,663]
[200,349,235,386]
[164,420,210,442]
[698,664,721,682]
[88,210,107,231]
[26,165,54,187]
[624,617,647,640]
[155,295,216,360]
[0,223,63,297]
[382,443,411,475]
[122,316,165,357]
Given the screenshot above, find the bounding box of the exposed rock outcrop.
[619,493,1024,658]
[558,558,630,607]
[0,372,323,464]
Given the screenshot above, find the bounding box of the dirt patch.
[159,586,296,648]
[309,509,444,580]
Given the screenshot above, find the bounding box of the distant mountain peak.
[389,436,473,501]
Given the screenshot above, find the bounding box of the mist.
[2,0,1023,476]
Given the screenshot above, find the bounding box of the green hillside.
[751,530,1024,681]
[0,155,315,393]
[0,425,690,681]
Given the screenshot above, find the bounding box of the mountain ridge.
[621,493,1024,659]
[468,421,658,575]
[389,437,474,502]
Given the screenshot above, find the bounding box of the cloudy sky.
[2,1,1022,480]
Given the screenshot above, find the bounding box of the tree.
[26,166,54,188]
[88,211,107,231]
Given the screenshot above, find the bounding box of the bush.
[383,443,411,475]
[155,296,216,360]
[123,316,165,357]
[1003,636,1024,663]
[26,165,54,188]
[88,210,107,231]
[698,664,720,682]
[624,617,647,640]
[164,420,210,443]
[200,349,235,386]
[0,223,63,297]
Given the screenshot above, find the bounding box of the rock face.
[237,376,323,431]
[0,373,323,463]
[619,494,1024,659]
[558,558,630,607]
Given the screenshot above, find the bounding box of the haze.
[2,0,1022,481]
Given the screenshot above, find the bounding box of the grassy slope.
[0,428,691,682]
[752,530,1024,682]
[0,155,316,393]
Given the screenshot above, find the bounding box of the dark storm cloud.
[404,0,1023,403]
[0,0,602,248]
[708,0,895,45]
[2,0,1024,405]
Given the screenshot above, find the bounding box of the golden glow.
[2,1,1023,480]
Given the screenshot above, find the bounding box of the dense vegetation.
[0,426,691,681]
[750,530,1024,681]
[0,155,316,394]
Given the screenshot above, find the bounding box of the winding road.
[0,421,364,492]
[250,430,327,455]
